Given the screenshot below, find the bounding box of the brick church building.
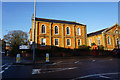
[29,15,87,49]
[87,23,120,50]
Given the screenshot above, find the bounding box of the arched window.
[77,28,81,35]
[97,37,101,45]
[41,25,46,34]
[55,26,59,34]
[66,27,70,35]
[89,39,92,46]
[107,36,111,45]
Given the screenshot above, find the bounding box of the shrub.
[98,45,104,50]
[78,45,90,50]
[91,43,96,46]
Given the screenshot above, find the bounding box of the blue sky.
[2,2,118,39]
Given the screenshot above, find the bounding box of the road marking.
[32,67,77,74]
[32,69,41,74]
[0,64,12,74]
[99,75,111,79]
[4,65,11,70]
[0,64,7,69]
[52,61,62,65]
[92,60,95,62]
[74,61,79,63]
[109,59,112,61]
[72,72,120,80]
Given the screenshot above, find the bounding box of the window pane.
[55,26,58,34]
[41,38,46,46]
[77,28,79,35]
[42,25,45,33]
[97,38,101,45]
[78,39,80,46]
[67,27,70,34]
[67,39,70,45]
[89,39,92,46]
[108,36,110,45]
[55,39,58,45]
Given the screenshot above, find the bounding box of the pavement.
[1,54,120,79]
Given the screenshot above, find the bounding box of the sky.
[1,2,118,39]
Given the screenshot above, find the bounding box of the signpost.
[117,39,119,49]
[46,53,49,63]
[16,54,20,63]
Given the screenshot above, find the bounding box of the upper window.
[41,25,46,34]
[66,27,70,35]
[89,39,92,46]
[77,28,81,35]
[41,38,46,46]
[67,39,71,46]
[55,39,59,46]
[55,26,59,34]
[107,36,111,45]
[97,37,101,45]
[78,39,81,46]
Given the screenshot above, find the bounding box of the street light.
[33,0,36,64]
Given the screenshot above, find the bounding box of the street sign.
[117,40,119,48]
[46,53,49,63]
[19,45,29,49]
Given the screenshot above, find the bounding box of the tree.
[4,30,28,55]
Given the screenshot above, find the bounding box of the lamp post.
[33,0,36,64]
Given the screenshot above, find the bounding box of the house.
[29,15,87,49]
[87,23,120,50]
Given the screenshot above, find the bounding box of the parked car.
[111,49,120,57]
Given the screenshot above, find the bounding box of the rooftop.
[87,28,107,37]
[34,17,86,26]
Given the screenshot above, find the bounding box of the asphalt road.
[1,55,120,80]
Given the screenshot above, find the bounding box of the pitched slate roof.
[87,23,119,37]
[35,17,86,26]
[87,28,107,37]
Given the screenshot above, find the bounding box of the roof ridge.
[34,17,85,26]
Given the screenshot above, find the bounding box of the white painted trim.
[66,27,70,35]
[54,25,59,35]
[89,39,92,46]
[41,38,46,46]
[67,38,71,46]
[41,24,46,34]
[97,37,101,45]
[77,27,81,35]
[107,36,111,45]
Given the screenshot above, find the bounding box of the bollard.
[16,54,20,63]
[46,53,49,63]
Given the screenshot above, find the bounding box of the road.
[1,55,120,80]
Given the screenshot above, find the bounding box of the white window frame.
[77,27,81,35]
[41,24,46,34]
[66,27,70,35]
[54,26,59,35]
[97,37,101,45]
[67,39,71,46]
[107,36,111,45]
[77,39,81,46]
[54,38,59,46]
[89,39,92,46]
[41,38,46,46]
